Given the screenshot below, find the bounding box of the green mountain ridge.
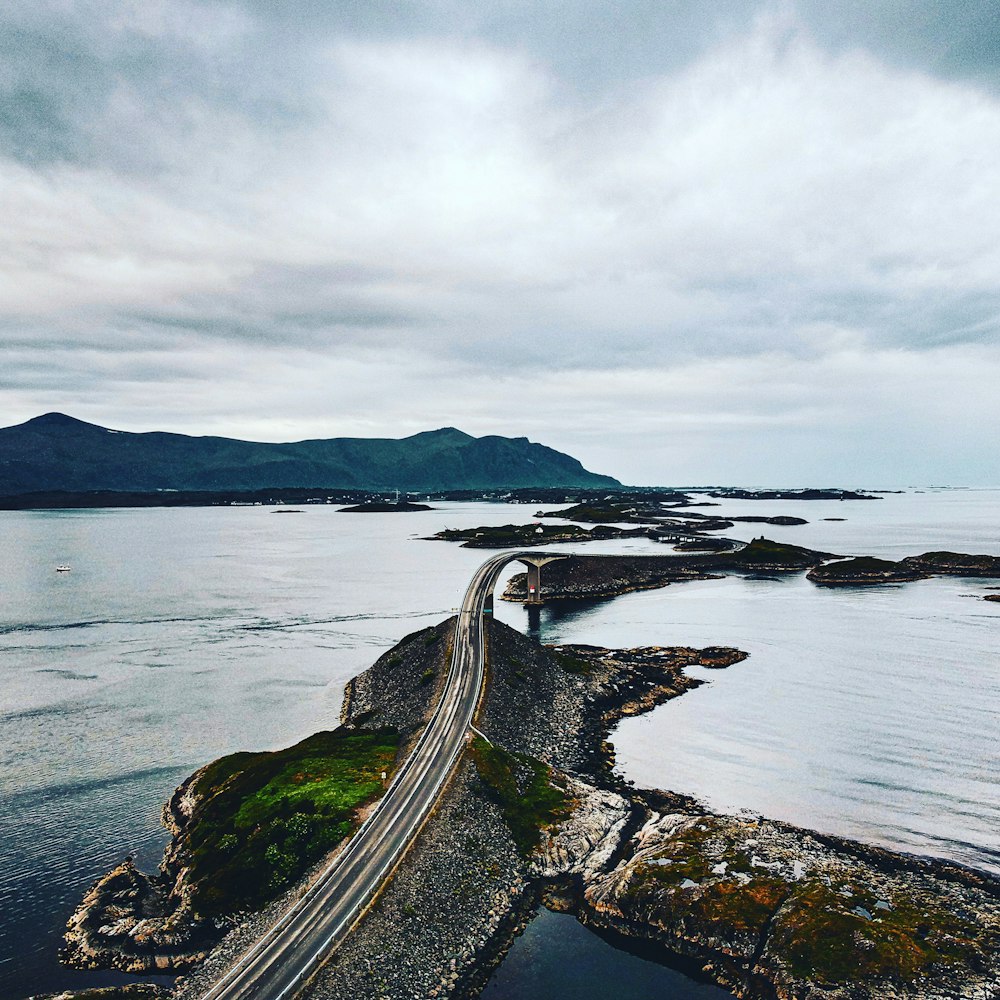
[0,413,619,493]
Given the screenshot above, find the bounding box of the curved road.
[199,550,516,1000]
[199,540,741,998]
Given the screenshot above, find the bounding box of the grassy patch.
[553,651,592,675]
[469,737,570,854]
[185,728,398,917]
[635,824,788,939]
[698,878,789,934]
[638,820,725,885]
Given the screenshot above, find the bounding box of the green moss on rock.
[770,881,979,984]
[619,816,991,991]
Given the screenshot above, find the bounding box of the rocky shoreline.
[53,616,1000,1000]
[33,988,172,1000]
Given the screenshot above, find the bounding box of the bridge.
[483,552,568,613]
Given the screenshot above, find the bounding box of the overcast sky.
[1,1,998,485]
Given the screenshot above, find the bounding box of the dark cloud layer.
[0,1,997,484]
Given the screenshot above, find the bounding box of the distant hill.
[0,413,620,494]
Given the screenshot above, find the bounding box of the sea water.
[494,489,1000,875]
[1,490,997,998]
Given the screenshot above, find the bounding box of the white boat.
[55,565,71,572]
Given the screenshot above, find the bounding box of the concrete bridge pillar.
[484,592,494,615]
[524,563,542,604]
[517,554,567,605]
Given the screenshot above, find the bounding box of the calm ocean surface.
[1,491,997,998]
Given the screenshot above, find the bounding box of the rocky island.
[806,557,927,586]
[532,501,666,523]
[533,502,808,528]
[707,489,879,501]
[807,552,1000,587]
[338,501,434,512]
[427,522,650,547]
[429,513,808,550]
[499,538,837,602]
[50,605,1000,1000]
[499,540,1000,603]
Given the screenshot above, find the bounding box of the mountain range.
[0,413,619,494]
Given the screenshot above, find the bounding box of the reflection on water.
[519,597,625,639]
[483,908,730,999]
[536,597,616,629]
[523,604,542,638]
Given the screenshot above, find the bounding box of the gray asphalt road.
[197,542,725,999]
[199,551,514,1000]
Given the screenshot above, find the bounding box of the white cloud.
[1,3,998,484]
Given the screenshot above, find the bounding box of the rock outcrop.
[61,844,215,973]
[579,810,1000,999]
